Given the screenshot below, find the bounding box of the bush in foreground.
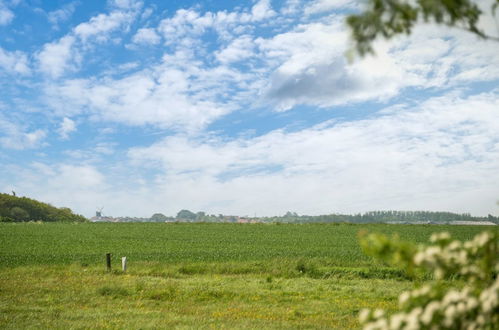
[359,231,498,330]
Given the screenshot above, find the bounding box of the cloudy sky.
[1,0,498,218]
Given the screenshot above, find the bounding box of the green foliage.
[176,209,197,220]
[0,193,87,222]
[359,231,499,329]
[360,232,418,277]
[150,213,168,222]
[0,215,15,222]
[9,206,29,221]
[347,0,499,56]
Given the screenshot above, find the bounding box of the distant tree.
[196,211,206,221]
[347,0,499,56]
[0,193,87,222]
[176,209,197,220]
[151,213,168,222]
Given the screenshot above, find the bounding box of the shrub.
[359,231,498,330]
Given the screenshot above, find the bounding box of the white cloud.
[74,11,133,43]
[108,0,142,10]
[250,0,276,21]
[132,27,160,45]
[0,47,30,75]
[37,4,140,78]
[0,3,13,25]
[58,117,76,139]
[386,24,499,88]
[0,114,46,150]
[304,0,358,15]
[42,65,233,131]
[3,0,499,219]
[42,42,259,131]
[156,2,274,45]
[47,2,78,26]
[123,91,499,217]
[4,91,498,217]
[158,9,214,42]
[257,21,408,110]
[37,3,499,130]
[216,35,255,63]
[36,36,76,79]
[281,0,301,15]
[253,16,499,111]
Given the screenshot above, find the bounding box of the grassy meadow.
[0,223,492,329]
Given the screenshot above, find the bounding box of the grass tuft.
[97,286,130,297]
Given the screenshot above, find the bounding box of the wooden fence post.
[106,253,112,272]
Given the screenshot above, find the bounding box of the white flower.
[466,322,478,330]
[414,252,425,265]
[361,231,498,330]
[444,304,457,324]
[404,310,421,330]
[359,308,371,323]
[389,313,405,330]
[373,309,385,319]
[448,241,461,250]
[457,251,468,264]
[419,285,430,296]
[456,302,466,314]
[443,290,461,305]
[363,323,377,330]
[430,232,450,243]
[435,268,444,279]
[374,318,388,329]
[421,301,440,325]
[466,297,478,310]
[399,291,411,306]
[424,246,441,264]
[475,232,491,247]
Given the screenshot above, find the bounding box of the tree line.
[150,209,498,224]
[0,193,87,222]
[265,210,498,224]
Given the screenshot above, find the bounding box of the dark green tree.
[150,213,168,222]
[176,209,196,220]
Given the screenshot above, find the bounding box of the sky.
[0,0,498,218]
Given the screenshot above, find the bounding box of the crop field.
[0,223,493,329]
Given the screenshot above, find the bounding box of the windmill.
[96,207,104,218]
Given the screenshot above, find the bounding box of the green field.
[0,223,493,329]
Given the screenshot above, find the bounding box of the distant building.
[447,221,497,226]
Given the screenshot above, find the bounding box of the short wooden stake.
[106,253,112,272]
[121,257,127,272]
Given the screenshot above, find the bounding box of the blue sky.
[1,0,498,218]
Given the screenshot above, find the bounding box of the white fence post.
[121,257,127,272]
